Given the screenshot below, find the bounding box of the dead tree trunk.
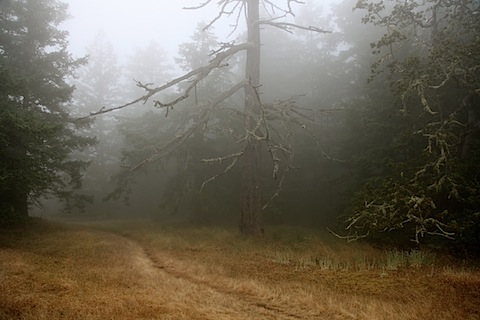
[240,0,263,236]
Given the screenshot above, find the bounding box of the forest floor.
[0,218,479,320]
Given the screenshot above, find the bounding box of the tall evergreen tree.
[73,31,122,116]
[124,41,173,106]
[70,31,124,215]
[0,0,93,220]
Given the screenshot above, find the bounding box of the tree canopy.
[339,0,480,249]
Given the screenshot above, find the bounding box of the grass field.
[0,218,479,319]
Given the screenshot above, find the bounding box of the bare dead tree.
[81,0,330,236]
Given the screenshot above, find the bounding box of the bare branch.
[200,152,244,190]
[211,80,248,106]
[78,43,252,120]
[125,109,209,172]
[228,1,246,36]
[190,0,245,31]
[327,228,370,243]
[262,142,295,210]
[258,20,331,34]
[286,0,304,15]
[125,80,247,172]
[261,0,304,17]
[202,152,244,164]
[153,42,251,108]
[75,96,146,121]
[183,0,214,10]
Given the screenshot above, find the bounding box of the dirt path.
[113,231,321,319]
[2,224,326,320]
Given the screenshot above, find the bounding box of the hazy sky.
[63,0,214,58]
[62,0,334,62]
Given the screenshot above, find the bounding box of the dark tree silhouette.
[0,0,93,221]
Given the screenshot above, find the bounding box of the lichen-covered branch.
[200,152,244,190]
[79,42,252,119]
[126,80,247,172]
[258,20,331,34]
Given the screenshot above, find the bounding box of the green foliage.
[342,0,480,250]
[0,0,94,219]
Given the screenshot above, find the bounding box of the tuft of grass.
[384,249,436,270]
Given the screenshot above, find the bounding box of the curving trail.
[115,231,319,320]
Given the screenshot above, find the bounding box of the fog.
[63,0,227,59]
[63,0,335,61]
[2,3,478,317]
[18,0,476,247]
[57,0,349,226]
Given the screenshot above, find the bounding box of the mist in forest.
[2,0,477,250]
[54,0,355,226]
[2,2,480,319]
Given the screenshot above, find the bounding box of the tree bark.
[461,95,478,159]
[240,0,263,236]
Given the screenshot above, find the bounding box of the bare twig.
[125,81,247,172]
[183,0,214,10]
[200,152,244,190]
[258,20,331,34]
[327,227,370,243]
[78,43,252,120]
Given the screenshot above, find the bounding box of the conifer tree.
[0,0,93,220]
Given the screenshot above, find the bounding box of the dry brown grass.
[0,219,479,319]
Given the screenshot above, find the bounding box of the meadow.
[0,219,478,319]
